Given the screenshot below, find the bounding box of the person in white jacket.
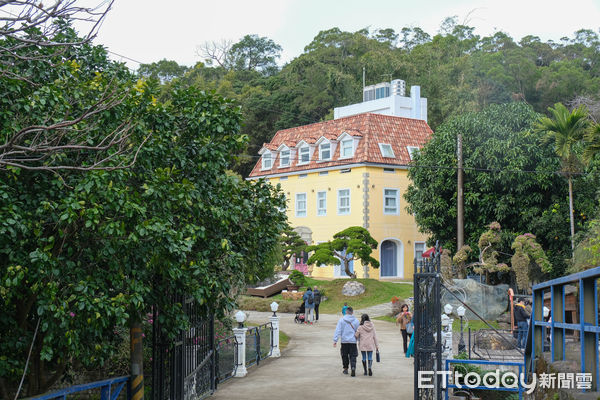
[333,307,360,376]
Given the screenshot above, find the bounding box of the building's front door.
[380,240,397,277]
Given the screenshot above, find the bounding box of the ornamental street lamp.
[270,301,279,317]
[235,310,246,328]
[457,306,466,353]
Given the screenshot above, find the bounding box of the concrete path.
[212,311,414,400]
[354,302,394,317]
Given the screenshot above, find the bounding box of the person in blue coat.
[333,307,360,376]
[303,287,315,324]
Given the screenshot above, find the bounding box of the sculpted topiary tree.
[452,245,472,279]
[511,233,551,290]
[307,226,379,279]
[471,222,510,283]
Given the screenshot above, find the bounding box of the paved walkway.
[212,311,414,400]
[354,302,394,317]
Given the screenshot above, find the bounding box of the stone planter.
[286,285,300,291]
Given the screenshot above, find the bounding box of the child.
[341,302,349,315]
[355,314,379,376]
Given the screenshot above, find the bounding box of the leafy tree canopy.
[138,59,189,82]
[404,102,599,277]
[0,26,286,398]
[307,226,379,279]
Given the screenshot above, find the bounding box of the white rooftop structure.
[334,79,427,122]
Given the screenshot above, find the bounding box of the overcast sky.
[92,0,600,70]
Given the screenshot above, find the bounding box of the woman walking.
[396,304,412,354]
[355,314,379,376]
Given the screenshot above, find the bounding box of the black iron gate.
[151,297,216,400]
[413,244,442,400]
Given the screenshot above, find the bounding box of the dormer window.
[319,142,331,160]
[378,143,395,158]
[407,146,419,160]
[341,137,354,158]
[280,149,290,167]
[262,152,272,169]
[299,145,310,164]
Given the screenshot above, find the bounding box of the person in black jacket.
[514,298,530,349]
[313,286,322,322]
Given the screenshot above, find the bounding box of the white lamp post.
[442,304,454,361]
[457,306,466,353]
[269,302,281,357]
[233,311,248,377]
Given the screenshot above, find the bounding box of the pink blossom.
[69,312,75,317]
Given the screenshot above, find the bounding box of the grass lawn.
[279,330,290,350]
[373,315,397,323]
[243,278,412,315]
[269,278,413,314]
[374,316,501,331]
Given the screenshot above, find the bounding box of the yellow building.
[248,86,433,280]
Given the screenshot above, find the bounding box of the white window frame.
[261,152,272,170]
[317,191,327,216]
[340,138,354,159]
[378,143,395,158]
[383,188,399,215]
[407,146,419,160]
[295,193,307,217]
[319,142,331,161]
[279,149,290,167]
[337,189,351,215]
[414,241,426,267]
[298,145,310,164]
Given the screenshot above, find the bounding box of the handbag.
[406,322,414,334]
[376,350,381,363]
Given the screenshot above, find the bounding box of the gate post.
[269,318,280,357]
[233,311,248,377]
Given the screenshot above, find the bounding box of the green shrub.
[289,270,306,286]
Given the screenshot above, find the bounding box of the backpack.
[307,292,314,305]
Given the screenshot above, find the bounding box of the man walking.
[313,286,322,322]
[303,287,315,324]
[514,298,530,349]
[333,307,360,376]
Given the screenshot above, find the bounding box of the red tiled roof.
[249,113,433,177]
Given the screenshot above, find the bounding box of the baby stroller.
[294,302,306,324]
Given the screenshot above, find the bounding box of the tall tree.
[227,34,282,74]
[534,103,590,252]
[137,59,189,82]
[0,1,149,171]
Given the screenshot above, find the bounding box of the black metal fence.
[413,249,442,400]
[151,298,216,400]
[216,335,238,384]
[467,328,522,362]
[245,322,273,368]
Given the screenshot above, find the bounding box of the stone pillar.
[233,326,248,377]
[269,315,281,357]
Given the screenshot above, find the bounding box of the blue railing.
[528,265,600,391]
[32,376,129,400]
[444,359,525,400]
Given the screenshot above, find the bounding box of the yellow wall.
[266,165,427,280]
